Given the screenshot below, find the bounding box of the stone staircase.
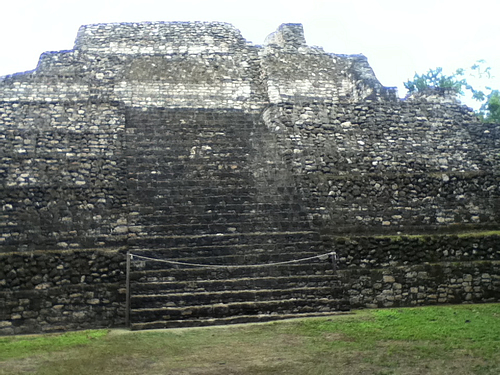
[124,108,349,329]
[128,238,348,329]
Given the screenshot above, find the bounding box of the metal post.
[331,252,337,274]
[125,251,131,328]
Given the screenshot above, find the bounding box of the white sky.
[1,0,499,101]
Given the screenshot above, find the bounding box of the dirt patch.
[322,332,355,342]
[0,357,43,375]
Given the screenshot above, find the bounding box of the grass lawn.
[1,304,499,374]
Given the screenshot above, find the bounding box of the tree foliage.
[405,61,499,123]
[404,67,466,94]
[482,90,500,123]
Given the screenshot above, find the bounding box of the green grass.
[455,230,500,238]
[374,230,500,241]
[1,304,499,375]
[295,305,500,356]
[329,230,500,243]
[0,330,108,361]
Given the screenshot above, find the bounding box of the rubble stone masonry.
[0,22,499,334]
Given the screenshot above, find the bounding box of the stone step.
[129,203,306,216]
[129,128,255,138]
[128,145,253,155]
[132,185,261,195]
[132,186,298,196]
[130,164,255,176]
[130,126,254,135]
[127,210,305,223]
[128,145,254,154]
[129,152,254,161]
[129,180,294,189]
[128,125,255,133]
[131,221,309,233]
[132,169,253,179]
[131,274,339,294]
[127,144,255,156]
[128,123,255,131]
[127,197,298,212]
[136,221,312,236]
[129,200,304,212]
[128,192,303,204]
[129,241,323,259]
[126,152,253,162]
[130,297,347,321]
[129,175,252,186]
[130,311,351,330]
[135,211,308,225]
[130,262,335,282]
[128,141,253,150]
[130,287,340,308]
[128,231,320,248]
[129,250,329,271]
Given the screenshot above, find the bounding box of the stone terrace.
[0,22,499,334]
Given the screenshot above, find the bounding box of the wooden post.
[125,251,131,328]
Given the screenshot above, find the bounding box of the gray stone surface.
[0,21,499,335]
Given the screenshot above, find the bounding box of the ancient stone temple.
[1,22,499,335]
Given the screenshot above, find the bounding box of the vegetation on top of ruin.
[405,61,500,123]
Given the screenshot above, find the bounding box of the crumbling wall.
[260,24,397,104]
[0,101,127,251]
[261,98,500,233]
[73,22,267,110]
[0,22,499,335]
[75,22,246,55]
[0,249,126,335]
[345,261,500,308]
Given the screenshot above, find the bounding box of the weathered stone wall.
[0,249,126,335]
[0,21,499,335]
[324,233,500,267]
[260,25,396,104]
[345,261,500,308]
[115,52,265,109]
[261,99,500,233]
[330,233,500,308]
[0,101,127,251]
[75,22,246,55]
[1,234,499,334]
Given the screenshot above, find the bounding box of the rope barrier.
[129,251,337,269]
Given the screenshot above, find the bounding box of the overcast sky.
[1,0,499,101]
